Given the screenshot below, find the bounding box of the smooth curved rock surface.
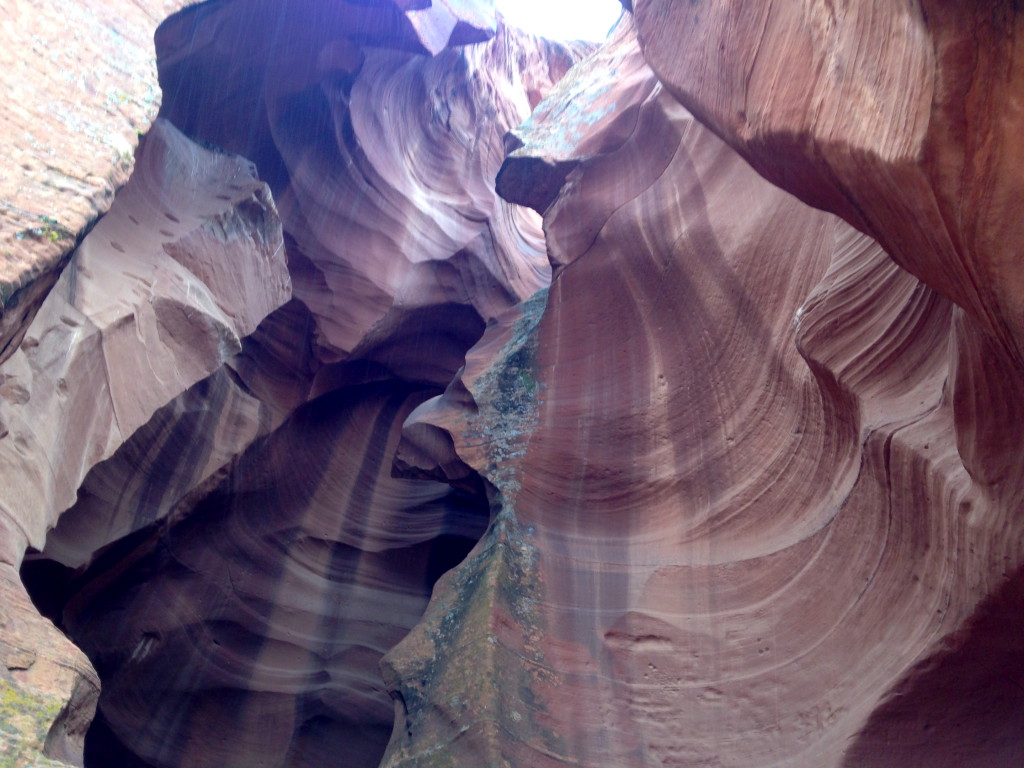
[7,5,583,768]
[386,16,1024,767]
[155,3,576,367]
[632,0,1024,368]
[4,2,1024,767]
[0,115,287,767]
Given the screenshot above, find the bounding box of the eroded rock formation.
[390,11,1024,768]
[1,111,288,766]
[6,1,583,766]
[0,0,190,365]
[2,1,1024,767]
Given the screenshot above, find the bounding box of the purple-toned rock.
[0,116,287,766]
[8,5,585,768]
[386,15,1024,768]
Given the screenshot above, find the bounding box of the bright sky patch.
[494,0,622,42]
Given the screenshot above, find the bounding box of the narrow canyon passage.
[10,1,578,766]
[3,2,1024,767]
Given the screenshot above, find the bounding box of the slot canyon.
[1,1,1023,766]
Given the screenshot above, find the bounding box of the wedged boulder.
[0,117,288,561]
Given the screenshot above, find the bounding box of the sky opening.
[494,0,622,42]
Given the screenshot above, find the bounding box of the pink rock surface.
[3,2,1023,767]
[632,0,1024,368]
[0,116,287,766]
[155,4,581,367]
[7,5,584,768]
[31,2,580,576]
[0,117,288,562]
[0,567,98,767]
[387,16,1024,767]
[0,0,189,364]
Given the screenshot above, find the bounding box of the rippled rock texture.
[4,1,1024,767]
[389,12,1024,768]
[6,1,582,767]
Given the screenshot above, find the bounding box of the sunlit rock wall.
[3,1,1023,767]
[1,112,288,767]
[385,11,1024,768]
[0,0,191,365]
[6,2,585,767]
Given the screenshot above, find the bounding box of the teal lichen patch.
[510,54,618,159]
[380,289,565,767]
[382,505,563,768]
[14,216,73,245]
[463,287,548,501]
[0,679,66,768]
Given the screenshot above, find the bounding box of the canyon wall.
[1,1,1022,767]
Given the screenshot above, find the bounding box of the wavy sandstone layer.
[8,3,583,767]
[386,14,1024,768]
[631,0,1024,368]
[3,2,1023,767]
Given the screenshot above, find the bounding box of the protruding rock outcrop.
[2,115,288,766]
[0,0,190,365]
[631,0,1024,368]
[1,117,288,565]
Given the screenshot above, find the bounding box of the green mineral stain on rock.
[381,289,563,767]
[0,680,66,768]
[465,287,548,501]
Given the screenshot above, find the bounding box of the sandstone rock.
[7,5,584,767]
[0,567,98,768]
[63,382,487,768]
[387,16,1024,767]
[0,116,287,766]
[154,5,578,366]
[5,1,1022,767]
[28,0,582,582]
[0,117,288,561]
[0,0,190,365]
[632,0,1024,368]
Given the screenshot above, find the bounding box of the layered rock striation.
[7,2,585,767]
[387,11,1024,768]
[2,1,1023,768]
